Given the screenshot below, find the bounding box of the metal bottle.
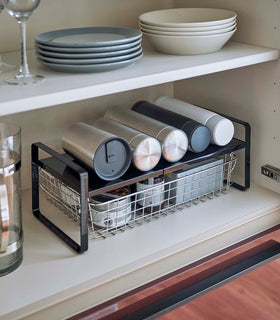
[105,106,188,162]
[155,96,234,146]
[62,122,132,181]
[132,100,211,153]
[93,118,162,171]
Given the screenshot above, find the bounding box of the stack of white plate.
[139,8,237,55]
[35,27,143,73]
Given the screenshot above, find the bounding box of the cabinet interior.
[0,1,280,319]
[0,0,279,252]
[0,0,279,194]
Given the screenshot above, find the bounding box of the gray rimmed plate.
[37,53,143,73]
[36,43,142,59]
[35,38,142,53]
[36,27,142,47]
[37,48,142,64]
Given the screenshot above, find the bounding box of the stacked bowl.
[35,27,143,73]
[139,8,237,55]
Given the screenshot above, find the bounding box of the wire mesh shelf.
[39,153,237,240]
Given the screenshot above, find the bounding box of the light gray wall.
[0,0,172,52]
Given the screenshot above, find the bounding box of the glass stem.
[18,20,30,77]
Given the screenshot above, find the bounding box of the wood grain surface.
[159,258,280,320]
[68,225,280,320]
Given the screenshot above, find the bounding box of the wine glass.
[0,0,15,74]
[2,0,44,85]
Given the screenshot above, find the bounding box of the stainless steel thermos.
[155,96,234,146]
[62,122,132,181]
[131,100,211,153]
[105,106,188,162]
[92,118,162,172]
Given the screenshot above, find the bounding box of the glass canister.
[136,176,165,214]
[0,123,23,276]
[90,187,132,229]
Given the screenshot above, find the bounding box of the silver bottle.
[105,106,188,162]
[93,118,162,171]
[62,122,132,181]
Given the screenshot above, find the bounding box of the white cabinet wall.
[174,0,280,194]
[0,1,280,319]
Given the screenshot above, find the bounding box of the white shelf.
[0,185,280,320]
[0,41,278,117]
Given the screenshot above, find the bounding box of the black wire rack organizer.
[32,112,250,253]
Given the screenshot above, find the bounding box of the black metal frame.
[120,243,280,320]
[32,143,89,253]
[218,113,251,191]
[31,114,250,253]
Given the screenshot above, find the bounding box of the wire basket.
[39,153,237,240]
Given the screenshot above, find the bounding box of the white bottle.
[155,96,234,146]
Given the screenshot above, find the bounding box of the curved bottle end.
[158,128,188,162]
[154,96,169,106]
[132,136,162,171]
[190,125,211,153]
[94,137,132,181]
[206,115,234,146]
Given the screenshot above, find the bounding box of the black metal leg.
[231,121,251,191]
[31,143,89,253]
[197,107,251,192]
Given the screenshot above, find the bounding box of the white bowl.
[139,20,236,32]
[140,8,237,28]
[140,23,236,36]
[143,28,236,55]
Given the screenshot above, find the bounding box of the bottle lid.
[157,127,188,162]
[181,122,211,153]
[131,135,162,171]
[94,138,132,181]
[205,115,234,146]
[189,126,211,153]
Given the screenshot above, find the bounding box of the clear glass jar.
[0,123,23,276]
[136,176,165,214]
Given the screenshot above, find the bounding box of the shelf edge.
[0,43,279,117]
